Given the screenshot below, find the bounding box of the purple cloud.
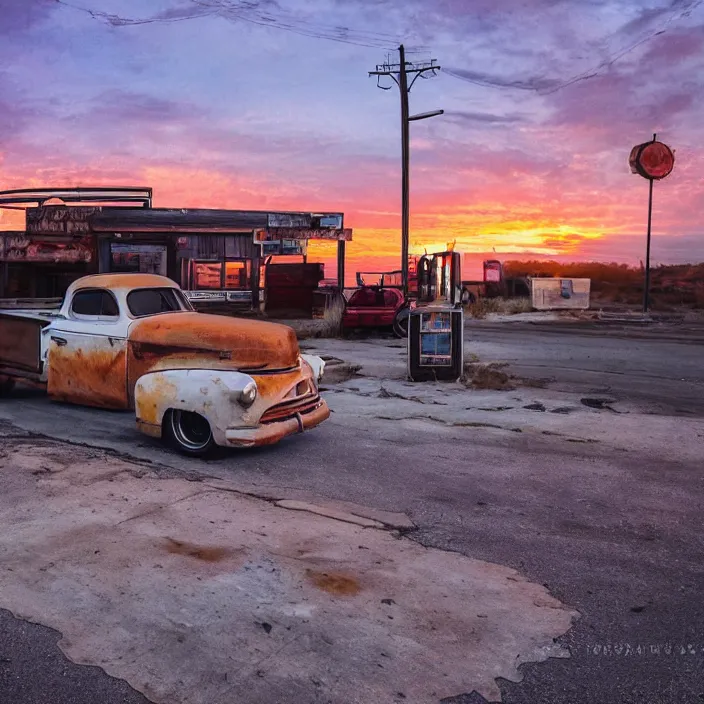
[0,0,56,35]
[443,67,561,92]
[444,110,526,125]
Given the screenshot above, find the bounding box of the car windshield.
[127,288,191,318]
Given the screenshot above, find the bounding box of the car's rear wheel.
[164,409,215,457]
[392,306,410,339]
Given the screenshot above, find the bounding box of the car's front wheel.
[164,409,216,457]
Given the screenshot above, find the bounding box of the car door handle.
[51,336,67,347]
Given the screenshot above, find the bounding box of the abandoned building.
[0,187,352,317]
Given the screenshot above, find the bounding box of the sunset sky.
[1,0,703,280]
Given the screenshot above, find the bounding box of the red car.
[342,283,409,337]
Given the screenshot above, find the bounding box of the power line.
[194,0,403,43]
[444,0,703,96]
[54,0,210,26]
[54,0,702,95]
[54,0,407,49]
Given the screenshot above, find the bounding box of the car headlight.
[239,381,258,407]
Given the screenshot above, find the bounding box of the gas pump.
[408,251,464,382]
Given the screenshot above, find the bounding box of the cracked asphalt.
[1,320,703,704]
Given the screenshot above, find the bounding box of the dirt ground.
[0,316,703,704]
[0,435,575,704]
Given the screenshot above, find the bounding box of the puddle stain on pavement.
[306,569,361,596]
[163,538,235,563]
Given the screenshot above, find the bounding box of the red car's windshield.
[348,288,402,308]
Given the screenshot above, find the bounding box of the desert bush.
[504,297,533,314]
[503,260,704,308]
[462,362,514,390]
[465,297,503,319]
[466,297,533,318]
[319,294,345,337]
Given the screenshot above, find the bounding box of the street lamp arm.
[408,109,444,122]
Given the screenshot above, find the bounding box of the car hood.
[128,312,300,371]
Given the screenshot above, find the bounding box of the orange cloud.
[1,145,701,284]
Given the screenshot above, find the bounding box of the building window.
[193,261,222,289]
[225,260,251,290]
[111,244,167,277]
[191,259,252,290]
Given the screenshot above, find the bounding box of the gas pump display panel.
[408,308,464,382]
[419,312,452,367]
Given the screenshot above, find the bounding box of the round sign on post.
[628,134,675,314]
[629,140,675,180]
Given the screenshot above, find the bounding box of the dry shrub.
[319,294,345,337]
[466,298,503,319]
[466,297,533,318]
[462,362,515,390]
[291,295,345,339]
[504,297,533,314]
[504,259,704,309]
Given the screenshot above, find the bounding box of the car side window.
[101,292,119,316]
[71,290,119,318]
[126,288,184,317]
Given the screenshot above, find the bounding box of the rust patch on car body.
[129,313,298,370]
[251,369,310,397]
[163,538,236,563]
[306,569,362,596]
[48,346,128,409]
[135,375,179,425]
[127,312,300,404]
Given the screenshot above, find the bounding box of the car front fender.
[134,369,254,446]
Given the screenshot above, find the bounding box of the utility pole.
[628,132,675,315]
[644,171,654,314]
[370,46,442,298]
[399,46,410,300]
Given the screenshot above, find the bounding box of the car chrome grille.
[260,393,322,424]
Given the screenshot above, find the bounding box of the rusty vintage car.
[0,274,329,456]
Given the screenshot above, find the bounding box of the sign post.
[628,134,675,313]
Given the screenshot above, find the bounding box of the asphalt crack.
[373,415,523,434]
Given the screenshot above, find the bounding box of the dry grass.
[462,362,515,390]
[465,298,502,319]
[282,295,345,340]
[504,297,534,314]
[504,260,704,309]
[319,294,345,337]
[466,297,533,319]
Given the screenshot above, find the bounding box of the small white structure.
[530,278,591,310]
